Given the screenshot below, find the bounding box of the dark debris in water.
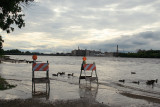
[0,76,17,90]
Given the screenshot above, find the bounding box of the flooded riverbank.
[0,55,160,106]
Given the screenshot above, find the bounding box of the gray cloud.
[4,30,160,53]
[2,0,160,53]
[78,31,160,52]
[12,0,160,35]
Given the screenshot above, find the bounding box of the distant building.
[104,52,114,57]
[71,49,89,56]
[71,47,102,56]
[89,50,102,56]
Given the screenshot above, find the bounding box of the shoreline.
[0,98,108,107]
[120,92,160,104]
[1,80,160,107]
[1,78,160,107]
[1,85,160,107]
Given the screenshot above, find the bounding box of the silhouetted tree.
[0,0,34,55]
[0,0,34,33]
[0,35,4,55]
[25,51,31,54]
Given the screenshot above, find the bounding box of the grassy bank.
[0,76,16,90]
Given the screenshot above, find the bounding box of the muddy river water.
[0,55,160,107]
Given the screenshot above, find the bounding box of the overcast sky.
[1,0,160,53]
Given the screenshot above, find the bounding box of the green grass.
[0,76,16,90]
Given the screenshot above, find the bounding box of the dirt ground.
[0,98,108,107]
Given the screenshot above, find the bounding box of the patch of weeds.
[0,76,16,90]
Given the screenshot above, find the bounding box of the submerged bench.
[79,63,98,84]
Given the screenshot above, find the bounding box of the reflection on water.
[32,82,50,100]
[79,82,98,102]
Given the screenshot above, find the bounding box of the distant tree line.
[4,49,43,55]
[3,49,72,56]
[118,49,160,58]
[3,49,160,58]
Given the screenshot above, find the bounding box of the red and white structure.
[32,63,49,71]
[32,61,50,94]
[79,63,98,84]
[83,64,96,71]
